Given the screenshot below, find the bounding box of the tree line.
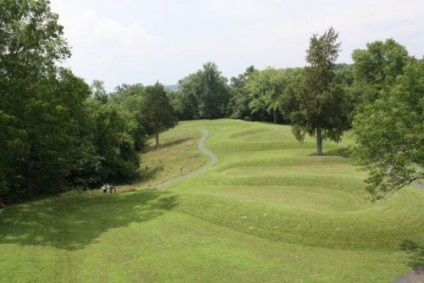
[1,1,422,201]
[0,1,177,201]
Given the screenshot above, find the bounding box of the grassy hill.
[1,119,423,282]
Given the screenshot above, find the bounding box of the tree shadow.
[400,240,424,268]
[139,165,164,183]
[145,137,194,151]
[308,147,352,158]
[0,190,178,251]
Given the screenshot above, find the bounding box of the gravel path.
[155,127,424,193]
[412,181,424,190]
[156,128,218,189]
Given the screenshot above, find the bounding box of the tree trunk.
[273,109,277,124]
[316,126,323,156]
[155,129,159,150]
[26,161,35,199]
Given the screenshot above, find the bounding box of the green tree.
[353,60,423,200]
[142,83,177,149]
[177,73,202,120]
[198,62,230,119]
[280,28,351,156]
[91,80,109,104]
[52,69,93,188]
[245,67,287,123]
[91,101,140,184]
[228,66,257,120]
[177,62,230,119]
[0,0,73,198]
[352,39,411,104]
[0,1,144,198]
[110,83,148,151]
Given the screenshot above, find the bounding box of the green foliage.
[110,83,149,151]
[0,0,74,198]
[280,28,351,156]
[88,97,141,185]
[176,62,230,120]
[142,82,177,149]
[90,80,109,104]
[353,60,424,199]
[352,39,411,103]
[176,73,202,120]
[352,38,420,199]
[0,0,71,79]
[0,2,142,199]
[245,67,286,123]
[228,66,257,120]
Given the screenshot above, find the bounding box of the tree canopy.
[175,62,230,120]
[245,67,286,123]
[279,28,351,156]
[352,39,411,104]
[142,83,177,149]
[0,0,73,197]
[353,50,423,199]
[0,1,175,200]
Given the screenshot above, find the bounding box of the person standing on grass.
[0,196,6,208]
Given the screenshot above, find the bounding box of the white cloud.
[65,10,161,50]
[50,0,424,90]
[53,8,163,89]
[207,0,261,18]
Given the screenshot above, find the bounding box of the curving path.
[413,181,424,190]
[154,127,424,194]
[156,128,218,189]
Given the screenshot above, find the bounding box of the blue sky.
[50,0,424,91]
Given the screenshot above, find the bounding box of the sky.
[50,0,424,91]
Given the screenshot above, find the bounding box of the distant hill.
[165,85,179,92]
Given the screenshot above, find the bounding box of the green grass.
[1,119,424,282]
[118,123,206,191]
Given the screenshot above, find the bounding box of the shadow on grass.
[400,240,424,268]
[139,165,164,183]
[309,147,352,158]
[0,190,178,251]
[326,147,352,158]
[145,137,194,151]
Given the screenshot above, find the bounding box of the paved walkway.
[156,128,218,189]
[155,127,424,193]
[412,181,424,190]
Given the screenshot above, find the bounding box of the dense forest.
[1,1,422,201]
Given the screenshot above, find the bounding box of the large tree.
[176,73,202,120]
[66,81,143,188]
[177,62,230,120]
[0,0,74,197]
[228,66,257,120]
[111,83,148,151]
[353,55,422,200]
[142,83,177,149]
[0,1,146,198]
[245,67,285,123]
[280,28,351,156]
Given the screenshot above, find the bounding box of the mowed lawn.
[1,119,424,282]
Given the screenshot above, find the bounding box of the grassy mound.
[169,120,424,279]
[1,119,423,282]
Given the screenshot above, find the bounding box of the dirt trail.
[156,128,218,189]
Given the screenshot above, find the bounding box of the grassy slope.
[1,119,423,282]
